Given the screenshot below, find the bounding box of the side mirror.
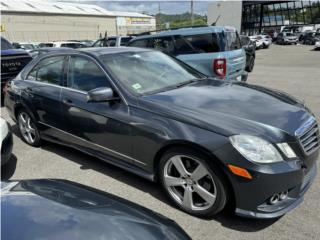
[87,87,119,103]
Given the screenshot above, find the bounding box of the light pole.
[191,0,194,26]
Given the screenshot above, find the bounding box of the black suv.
[240,35,256,72]
[1,37,32,96]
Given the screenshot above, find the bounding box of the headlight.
[230,135,283,164]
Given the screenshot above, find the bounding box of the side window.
[93,39,105,47]
[128,39,149,48]
[173,36,197,55]
[106,39,116,47]
[27,56,65,85]
[184,34,220,53]
[67,56,109,92]
[120,37,132,46]
[149,37,175,54]
[240,37,249,46]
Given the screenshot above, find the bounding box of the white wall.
[1,13,117,42]
[207,1,243,33]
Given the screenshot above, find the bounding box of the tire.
[246,56,255,72]
[159,147,228,217]
[17,109,41,147]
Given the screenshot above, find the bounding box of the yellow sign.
[125,17,151,25]
[0,24,5,32]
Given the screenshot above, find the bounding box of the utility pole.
[191,0,194,26]
[157,2,161,30]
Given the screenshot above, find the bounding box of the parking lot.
[1,44,319,240]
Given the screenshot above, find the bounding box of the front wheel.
[17,110,41,147]
[159,148,228,217]
[246,56,255,72]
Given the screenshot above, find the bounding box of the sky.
[59,0,214,15]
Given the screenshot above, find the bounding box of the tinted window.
[120,37,132,46]
[128,39,149,48]
[68,56,108,92]
[184,34,221,53]
[101,51,203,95]
[93,39,105,47]
[106,38,116,47]
[28,56,65,85]
[240,36,249,46]
[149,37,175,54]
[61,43,81,49]
[1,38,13,50]
[173,36,196,55]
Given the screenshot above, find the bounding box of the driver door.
[61,55,133,164]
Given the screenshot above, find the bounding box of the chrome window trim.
[24,52,129,105]
[39,121,146,166]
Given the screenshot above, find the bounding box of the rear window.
[1,38,13,50]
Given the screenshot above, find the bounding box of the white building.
[0,0,156,42]
[207,1,243,33]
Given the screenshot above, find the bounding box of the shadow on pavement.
[1,154,17,180]
[11,123,279,232]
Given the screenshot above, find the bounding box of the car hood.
[1,179,190,240]
[140,79,311,141]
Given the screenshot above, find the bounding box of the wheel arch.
[14,102,39,124]
[153,140,236,208]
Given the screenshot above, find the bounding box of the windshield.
[1,38,13,50]
[101,51,203,95]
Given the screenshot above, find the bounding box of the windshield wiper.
[175,77,207,88]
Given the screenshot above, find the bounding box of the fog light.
[269,194,279,205]
[279,191,288,200]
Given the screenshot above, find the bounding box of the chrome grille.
[296,117,319,155]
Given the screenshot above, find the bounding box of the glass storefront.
[242,1,320,35]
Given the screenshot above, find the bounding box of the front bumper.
[214,143,318,219]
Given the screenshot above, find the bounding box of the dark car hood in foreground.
[1,179,190,240]
[141,79,311,141]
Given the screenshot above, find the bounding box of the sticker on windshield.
[132,83,142,90]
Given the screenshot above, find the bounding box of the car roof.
[132,26,236,40]
[35,47,151,57]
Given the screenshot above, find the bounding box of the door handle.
[62,98,74,106]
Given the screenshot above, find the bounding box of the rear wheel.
[246,56,255,72]
[17,110,41,147]
[159,148,228,217]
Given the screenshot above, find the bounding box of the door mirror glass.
[87,87,118,102]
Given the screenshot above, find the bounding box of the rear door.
[60,55,133,164]
[23,55,67,138]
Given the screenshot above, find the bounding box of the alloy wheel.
[18,112,37,144]
[163,155,217,211]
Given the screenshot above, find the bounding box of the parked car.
[12,42,36,52]
[249,35,264,49]
[38,42,54,48]
[53,41,86,49]
[1,179,191,240]
[128,26,247,81]
[0,117,13,166]
[301,32,320,45]
[259,34,272,48]
[29,47,71,58]
[93,36,133,47]
[1,37,32,97]
[5,47,318,219]
[240,35,256,72]
[315,41,320,50]
[277,32,299,45]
